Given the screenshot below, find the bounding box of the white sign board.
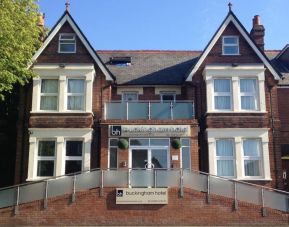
[116,188,168,204]
[110,125,190,137]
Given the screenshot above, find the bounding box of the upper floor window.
[213,79,232,110]
[122,92,138,102]
[59,33,76,53]
[240,78,258,110]
[40,79,58,111]
[67,79,85,110]
[222,36,239,55]
[160,92,176,102]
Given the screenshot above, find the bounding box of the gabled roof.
[275,44,289,59]
[97,50,200,85]
[31,11,114,81]
[185,11,282,81]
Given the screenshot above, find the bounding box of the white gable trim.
[186,14,280,81]
[31,14,113,81]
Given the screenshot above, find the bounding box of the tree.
[0,0,41,100]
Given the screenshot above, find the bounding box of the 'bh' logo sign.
[111,125,122,136]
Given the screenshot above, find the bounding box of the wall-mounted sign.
[116,188,168,205]
[109,125,190,137]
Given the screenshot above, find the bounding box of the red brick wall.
[0,188,288,226]
[37,22,94,64]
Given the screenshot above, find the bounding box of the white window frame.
[66,78,86,111]
[239,78,259,111]
[213,78,232,111]
[180,138,191,169]
[27,128,93,181]
[122,92,139,102]
[36,139,56,178]
[207,128,270,181]
[64,139,84,175]
[242,138,263,178]
[40,79,59,111]
[160,92,176,102]
[31,64,94,114]
[215,138,235,178]
[108,138,119,169]
[203,64,266,113]
[58,33,76,54]
[222,36,239,55]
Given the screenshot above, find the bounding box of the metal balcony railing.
[0,168,288,215]
[104,101,195,120]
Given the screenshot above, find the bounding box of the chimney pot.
[38,13,45,27]
[253,15,261,26]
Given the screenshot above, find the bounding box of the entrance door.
[131,149,169,169]
[131,149,148,169]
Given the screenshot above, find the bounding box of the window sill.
[206,111,267,114]
[221,54,241,56]
[30,111,93,114]
[26,177,52,182]
[236,178,272,181]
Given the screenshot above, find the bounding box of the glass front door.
[131,148,169,169]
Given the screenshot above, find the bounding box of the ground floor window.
[181,138,191,169]
[65,140,83,174]
[207,128,270,180]
[37,140,56,177]
[27,128,92,181]
[108,139,118,168]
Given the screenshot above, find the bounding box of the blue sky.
[38,0,289,51]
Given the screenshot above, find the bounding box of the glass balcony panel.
[127,102,148,119]
[76,170,101,191]
[47,176,73,198]
[264,190,289,212]
[131,169,154,187]
[183,170,207,192]
[19,181,46,204]
[106,102,126,119]
[0,188,16,208]
[210,176,234,198]
[236,183,261,205]
[151,103,171,119]
[103,170,128,187]
[156,169,180,187]
[173,102,193,119]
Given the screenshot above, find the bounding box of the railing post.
[154,169,157,188]
[233,182,238,211]
[71,175,76,203]
[14,186,20,215]
[261,188,267,217]
[99,170,104,197]
[128,169,131,188]
[180,169,184,198]
[126,102,129,120]
[170,102,173,120]
[44,180,48,209]
[104,103,107,120]
[148,101,151,120]
[206,175,211,204]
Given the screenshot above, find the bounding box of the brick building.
[1,7,289,226]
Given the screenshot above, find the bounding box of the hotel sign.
[116,188,168,204]
[109,125,190,137]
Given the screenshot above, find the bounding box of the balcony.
[104,101,194,120]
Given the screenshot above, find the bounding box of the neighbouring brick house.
[2,7,289,226]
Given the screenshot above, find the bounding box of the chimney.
[250,15,265,51]
[38,13,45,27]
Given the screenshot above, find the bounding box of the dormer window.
[222,36,239,55]
[59,33,76,53]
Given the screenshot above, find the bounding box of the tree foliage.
[0,0,41,100]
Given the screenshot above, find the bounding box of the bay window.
[207,128,270,180]
[40,79,58,110]
[213,79,232,110]
[67,79,85,110]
